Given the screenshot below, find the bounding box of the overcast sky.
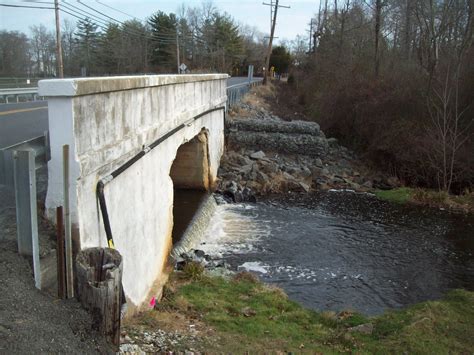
[0,0,319,44]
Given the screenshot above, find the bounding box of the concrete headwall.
[39,74,227,308]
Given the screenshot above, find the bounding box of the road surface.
[0,77,261,149]
[0,101,48,149]
[227,76,262,87]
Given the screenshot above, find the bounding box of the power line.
[262,0,290,84]
[95,0,139,21]
[22,0,54,4]
[61,2,113,28]
[7,1,209,52]
[59,3,178,43]
[63,0,204,44]
[59,7,182,46]
[0,3,53,9]
[76,0,128,27]
[69,1,184,42]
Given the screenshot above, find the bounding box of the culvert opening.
[170,130,211,247]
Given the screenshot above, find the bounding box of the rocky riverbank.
[217,100,398,200]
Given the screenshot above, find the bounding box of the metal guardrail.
[0,87,43,104]
[226,80,262,109]
[0,133,49,186]
[0,133,50,289]
[0,77,41,89]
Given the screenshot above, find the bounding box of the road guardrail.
[0,87,43,104]
[226,79,262,109]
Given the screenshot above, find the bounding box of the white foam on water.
[328,188,375,196]
[272,263,367,284]
[329,188,356,193]
[238,261,269,274]
[197,204,270,257]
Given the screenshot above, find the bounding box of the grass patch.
[375,187,474,213]
[167,274,340,352]
[130,272,474,353]
[375,187,414,204]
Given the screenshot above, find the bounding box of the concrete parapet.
[39,74,227,309]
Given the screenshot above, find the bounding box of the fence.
[0,77,42,89]
[226,79,262,109]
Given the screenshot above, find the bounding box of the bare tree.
[374,0,383,77]
[426,66,473,192]
[30,25,56,77]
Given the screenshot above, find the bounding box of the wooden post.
[56,206,66,299]
[76,247,123,350]
[54,0,64,78]
[63,144,74,298]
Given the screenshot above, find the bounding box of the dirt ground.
[258,80,309,122]
[0,168,110,354]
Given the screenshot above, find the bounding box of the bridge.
[37,74,228,311]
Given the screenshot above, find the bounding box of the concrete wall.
[38,74,227,309]
[170,130,210,190]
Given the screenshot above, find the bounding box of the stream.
[173,190,474,316]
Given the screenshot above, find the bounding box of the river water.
[174,190,474,316]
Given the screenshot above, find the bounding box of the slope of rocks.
[217,102,397,199]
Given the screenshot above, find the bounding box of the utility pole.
[176,28,180,74]
[262,0,289,85]
[54,0,64,78]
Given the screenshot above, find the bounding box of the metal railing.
[0,87,43,104]
[226,79,262,109]
[0,133,50,289]
[0,77,42,89]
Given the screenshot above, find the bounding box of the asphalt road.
[0,101,48,149]
[227,76,262,87]
[0,77,262,150]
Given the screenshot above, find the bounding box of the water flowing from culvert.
[176,190,474,316]
[171,189,217,258]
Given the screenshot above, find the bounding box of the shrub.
[182,262,205,281]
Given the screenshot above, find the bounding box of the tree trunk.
[374,0,382,77]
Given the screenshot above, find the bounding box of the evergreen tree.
[75,18,100,76]
[148,11,177,72]
[121,20,149,73]
[97,23,122,75]
[269,45,291,74]
[200,12,243,73]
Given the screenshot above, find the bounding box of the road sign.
[179,63,187,73]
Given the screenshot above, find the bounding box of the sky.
[0,0,319,44]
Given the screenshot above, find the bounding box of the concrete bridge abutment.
[38,74,227,311]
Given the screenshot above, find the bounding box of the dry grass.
[241,82,277,111]
[412,189,474,212]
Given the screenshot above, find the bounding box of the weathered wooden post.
[76,247,123,350]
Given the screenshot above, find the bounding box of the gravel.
[0,168,111,354]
